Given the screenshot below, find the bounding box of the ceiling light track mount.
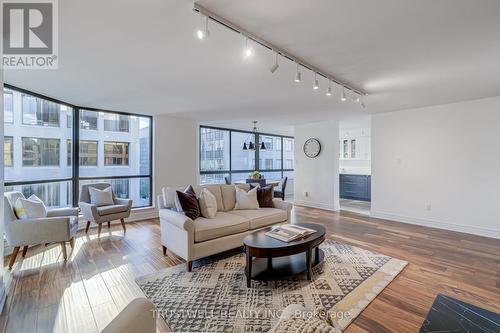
[193,3,367,97]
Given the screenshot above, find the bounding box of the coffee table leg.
[306,248,312,280]
[315,246,320,265]
[267,257,272,270]
[246,250,252,288]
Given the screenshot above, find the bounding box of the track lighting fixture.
[294,63,301,82]
[244,37,253,58]
[270,52,279,73]
[196,15,210,40]
[326,80,332,96]
[341,87,347,102]
[313,73,319,90]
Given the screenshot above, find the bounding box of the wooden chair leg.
[187,261,193,272]
[120,218,126,232]
[21,245,29,258]
[9,247,20,270]
[97,223,102,238]
[69,237,75,249]
[85,221,91,233]
[107,221,111,228]
[60,242,67,260]
[162,246,167,256]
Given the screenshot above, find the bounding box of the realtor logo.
[2,0,58,69]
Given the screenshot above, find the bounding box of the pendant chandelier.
[242,121,266,151]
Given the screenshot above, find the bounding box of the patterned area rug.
[136,240,407,332]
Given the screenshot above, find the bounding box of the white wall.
[294,120,340,211]
[0,10,6,310]
[154,115,199,203]
[371,96,500,239]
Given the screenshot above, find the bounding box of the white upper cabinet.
[339,127,371,160]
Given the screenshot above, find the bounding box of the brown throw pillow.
[249,184,274,208]
[176,185,200,220]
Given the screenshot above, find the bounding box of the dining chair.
[273,177,288,200]
[224,176,231,185]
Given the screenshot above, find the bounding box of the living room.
[0,1,499,332]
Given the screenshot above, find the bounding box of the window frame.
[4,84,154,209]
[199,125,294,184]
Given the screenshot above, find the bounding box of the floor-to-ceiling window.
[3,85,153,208]
[199,126,294,198]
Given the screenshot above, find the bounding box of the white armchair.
[4,192,79,269]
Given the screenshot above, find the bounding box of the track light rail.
[193,3,367,97]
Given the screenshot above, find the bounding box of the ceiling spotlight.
[341,87,347,102]
[196,15,210,40]
[294,63,301,82]
[313,73,319,90]
[326,80,332,96]
[270,52,279,73]
[355,96,360,103]
[244,37,253,58]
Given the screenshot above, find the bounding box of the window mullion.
[72,107,80,207]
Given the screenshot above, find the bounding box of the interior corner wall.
[371,96,500,239]
[154,115,199,204]
[294,120,340,211]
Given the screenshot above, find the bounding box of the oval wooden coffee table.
[243,223,326,287]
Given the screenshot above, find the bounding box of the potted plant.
[251,171,261,179]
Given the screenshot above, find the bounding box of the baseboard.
[293,200,340,212]
[370,210,500,239]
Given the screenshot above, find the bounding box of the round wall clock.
[303,138,321,158]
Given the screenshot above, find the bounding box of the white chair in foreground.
[4,191,79,269]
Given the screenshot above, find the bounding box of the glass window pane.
[260,171,282,181]
[200,173,229,185]
[200,127,230,171]
[80,110,98,130]
[22,95,60,127]
[259,135,282,170]
[22,138,60,166]
[80,140,98,166]
[283,138,294,169]
[283,170,294,198]
[231,131,255,170]
[104,113,130,132]
[4,89,14,123]
[7,181,72,208]
[4,136,13,167]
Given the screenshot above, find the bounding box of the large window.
[4,89,13,123]
[22,95,60,127]
[199,126,294,197]
[4,85,153,209]
[104,142,129,166]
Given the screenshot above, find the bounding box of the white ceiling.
[4,0,500,131]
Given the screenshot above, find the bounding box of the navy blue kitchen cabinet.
[340,174,371,201]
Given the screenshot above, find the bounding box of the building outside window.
[4,86,153,208]
[104,142,129,166]
[104,113,129,132]
[4,136,13,167]
[22,138,60,166]
[4,89,14,123]
[80,140,98,166]
[22,95,60,127]
[80,110,98,130]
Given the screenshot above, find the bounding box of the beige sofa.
[158,184,293,271]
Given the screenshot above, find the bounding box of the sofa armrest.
[79,201,100,222]
[6,216,75,246]
[102,297,156,333]
[159,208,194,232]
[273,199,293,221]
[47,207,79,217]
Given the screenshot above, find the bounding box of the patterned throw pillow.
[175,185,201,220]
[14,194,47,219]
[249,184,274,208]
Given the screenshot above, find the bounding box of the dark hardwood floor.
[1,206,499,332]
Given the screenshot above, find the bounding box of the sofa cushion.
[194,212,249,242]
[220,184,250,211]
[227,208,287,229]
[193,185,224,212]
[97,204,128,216]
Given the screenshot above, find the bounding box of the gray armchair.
[4,191,79,269]
[79,183,132,237]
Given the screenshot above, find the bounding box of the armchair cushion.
[14,195,47,219]
[47,207,79,217]
[89,186,114,206]
[97,204,129,216]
